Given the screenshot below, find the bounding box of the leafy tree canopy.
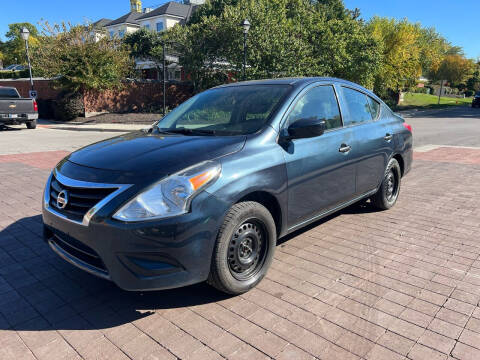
[2,22,40,66]
[433,55,475,85]
[32,22,133,92]
[167,0,381,90]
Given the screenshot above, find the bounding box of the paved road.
[0,107,480,360]
[403,106,480,148]
[0,125,120,155]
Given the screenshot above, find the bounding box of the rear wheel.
[371,158,401,210]
[26,120,37,129]
[208,201,276,295]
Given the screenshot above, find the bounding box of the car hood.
[66,131,246,177]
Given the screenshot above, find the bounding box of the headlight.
[113,161,221,222]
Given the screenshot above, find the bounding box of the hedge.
[0,69,32,79]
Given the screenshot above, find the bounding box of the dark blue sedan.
[42,78,413,294]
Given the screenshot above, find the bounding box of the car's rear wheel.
[371,158,401,210]
[26,120,37,129]
[208,201,276,295]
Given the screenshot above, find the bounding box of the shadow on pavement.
[1,201,379,332]
[404,106,480,119]
[0,124,23,131]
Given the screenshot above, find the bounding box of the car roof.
[215,77,378,98]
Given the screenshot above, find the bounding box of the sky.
[0,0,478,59]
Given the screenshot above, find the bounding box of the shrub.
[464,90,474,97]
[36,99,55,119]
[0,69,31,79]
[53,92,84,121]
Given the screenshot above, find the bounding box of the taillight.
[403,123,412,132]
[33,99,38,112]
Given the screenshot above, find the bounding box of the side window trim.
[280,83,344,133]
[340,85,378,127]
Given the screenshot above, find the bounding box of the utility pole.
[162,41,166,116]
[438,80,444,105]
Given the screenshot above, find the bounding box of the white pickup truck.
[0,86,38,129]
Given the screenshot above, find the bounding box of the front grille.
[51,230,108,273]
[49,173,117,222]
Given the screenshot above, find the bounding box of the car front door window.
[286,85,342,131]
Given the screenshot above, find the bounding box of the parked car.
[42,77,413,294]
[472,92,480,108]
[2,64,25,71]
[0,86,38,129]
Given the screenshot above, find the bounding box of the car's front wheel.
[371,158,401,210]
[208,201,276,295]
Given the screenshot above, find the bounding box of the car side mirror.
[284,118,326,140]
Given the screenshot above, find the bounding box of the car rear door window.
[287,85,342,130]
[342,87,373,125]
[367,97,381,119]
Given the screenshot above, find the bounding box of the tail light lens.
[33,99,38,112]
[403,123,412,132]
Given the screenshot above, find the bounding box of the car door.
[339,86,394,195]
[282,84,357,228]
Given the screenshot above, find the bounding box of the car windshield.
[476,92,480,96]
[154,85,291,136]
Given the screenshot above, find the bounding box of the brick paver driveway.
[1,109,480,360]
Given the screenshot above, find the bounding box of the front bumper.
[42,187,229,291]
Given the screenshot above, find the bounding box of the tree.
[434,55,474,86]
[167,0,380,90]
[2,22,40,66]
[124,28,166,78]
[368,17,424,100]
[33,22,133,92]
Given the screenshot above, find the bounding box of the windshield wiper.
[155,127,217,136]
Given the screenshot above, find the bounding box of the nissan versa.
[42,78,412,294]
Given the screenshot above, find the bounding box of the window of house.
[341,87,373,125]
[156,22,164,32]
[118,30,125,38]
[144,24,150,30]
[109,31,115,38]
[286,85,342,131]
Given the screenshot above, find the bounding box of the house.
[95,0,204,80]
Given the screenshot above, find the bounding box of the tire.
[371,158,401,210]
[208,201,277,295]
[26,120,37,129]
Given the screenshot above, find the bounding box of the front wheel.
[208,201,276,295]
[26,120,37,129]
[371,158,401,210]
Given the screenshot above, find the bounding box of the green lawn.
[398,92,473,110]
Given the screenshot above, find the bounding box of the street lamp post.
[240,19,250,81]
[20,27,34,94]
[162,41,166,116]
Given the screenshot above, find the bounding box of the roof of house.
[137,2,194,20]
[92,18,113,29]
[106,11,143,27]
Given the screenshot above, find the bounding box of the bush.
[53,92,84,121]
[37,99,55,119]
[464,90,474,97]
[0,69,31,79]
[413,87,429,94]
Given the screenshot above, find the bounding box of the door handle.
[384,133,393,142]
[339,144,351,153]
